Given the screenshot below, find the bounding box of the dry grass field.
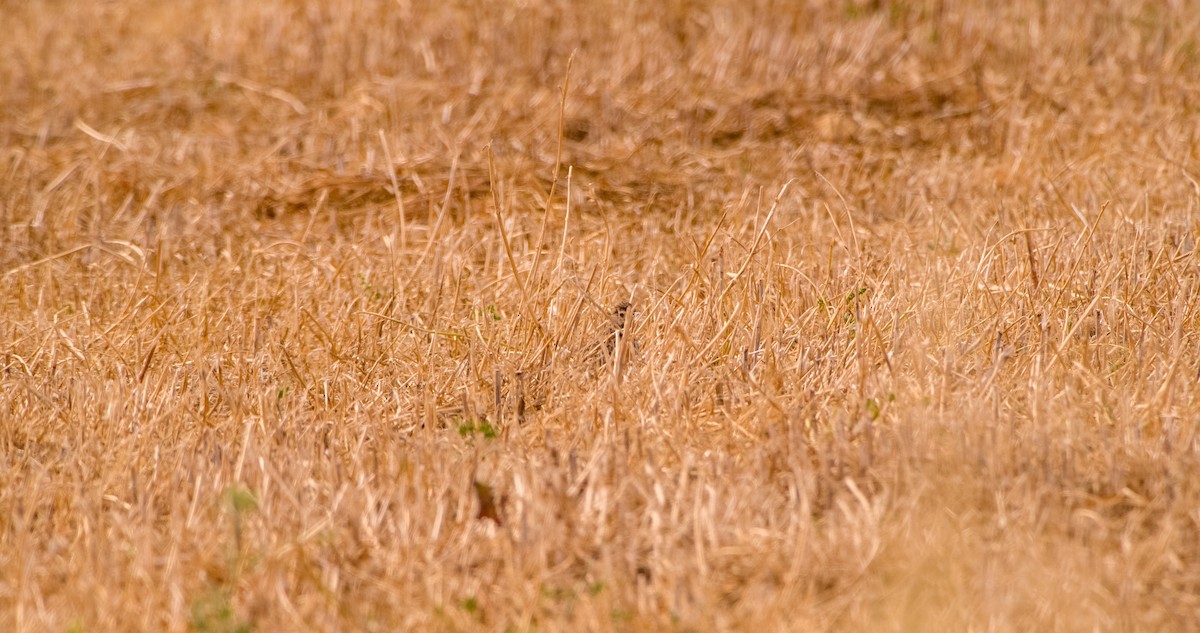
[4,1,1200,631]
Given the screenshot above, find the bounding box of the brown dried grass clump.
[4,1,1200,631]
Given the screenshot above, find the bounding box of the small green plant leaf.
[865,397,881,420]
[189,589,252,633]
[223,485,258,515]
